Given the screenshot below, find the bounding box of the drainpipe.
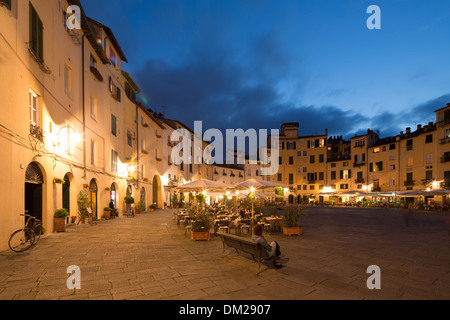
[82,34,87,180]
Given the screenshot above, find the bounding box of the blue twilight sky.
[82,0,450,139]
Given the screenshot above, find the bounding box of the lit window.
[29,89,39,126]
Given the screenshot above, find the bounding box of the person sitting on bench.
[252,224,283,269]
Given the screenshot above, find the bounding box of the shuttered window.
[29,3,44,62]
[1,0,12,10]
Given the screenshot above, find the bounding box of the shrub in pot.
[103,207,112,219]
[54,208,70,232]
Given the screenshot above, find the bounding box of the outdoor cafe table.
[176,213,190,225]
[265,217,284,233]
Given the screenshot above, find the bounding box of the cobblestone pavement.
[0,207,449,300]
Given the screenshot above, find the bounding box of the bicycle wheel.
[33,224,43,246]
[8,229,35,253]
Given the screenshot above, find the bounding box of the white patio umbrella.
[176,179,232,206]
[234,178,290,228]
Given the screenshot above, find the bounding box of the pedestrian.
[252,224,283,269]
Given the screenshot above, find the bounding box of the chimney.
[406,127,411,134]
[417,124,422,130]
[400,131,403,136]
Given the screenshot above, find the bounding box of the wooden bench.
[218,233,274,275]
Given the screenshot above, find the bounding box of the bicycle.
[8,213,43,253]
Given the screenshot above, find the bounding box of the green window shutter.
[348,170,352,179]
[369,163,373,172]
[1,0,12,10]
[111,114,117,136]
[340,170,343,179]
[29,3,44,61]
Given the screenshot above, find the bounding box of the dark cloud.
[133,29,448,146]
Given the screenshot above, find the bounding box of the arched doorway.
[88,179,98,219]
[140,187,146,207]
[62,174,71,223]
[152,175,162,208]
[288,194,294,205]
[110,183,118,207]
[25,162,44,221]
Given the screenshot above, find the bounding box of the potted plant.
[282,205,306,236]
[54,208,70,232]
[77,191,89,224]
[124,196,135,205]
[191,211,213,241]
[149,204,157,212]
[103,207,112,219]
[135,201,146,214]
[70,216,77,224]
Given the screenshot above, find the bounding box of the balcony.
[354,178,365,184]
[440,137,450,144]
[353,162,366,168]
[441,155,450,163]
[30,124,45,142]
[372,187,381,192]
[404,180,415,187]
[90,66,103,82]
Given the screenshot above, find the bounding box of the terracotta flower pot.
[191,231,211,241]
[54,218,66,232]
[282,226,302,236]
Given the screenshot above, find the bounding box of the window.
[390,164,396,171]
[407,157,413,167]
[446,129,450,139]
[310,155,315,164]
[127,130,132,147]
[319,172,324,181]
[331,171,336,180]
[1,0,12,10]
[425,170,433,181]
[340,184,349,190]
[29,3,44,62]
[90,95,97,121]
[390,178,396,187]
[110,47,117,67]
[354,138,365,147]
[111,114,117,136]
[375,161,383,171]
[287,142,296,150]
[29,89,39,126]
[64,63,72,98]
[389,143,396,150]
[357,171,363,179]
[277,173,282,182]
[297,167,302,175]
[319,154,324,163]
[90,54,97,68]
[406,139,413,151]
[303,151,307,157]
[406,172,413,182]
[340,170,351,179]
[426,154,432,165]
[111,150,118,173]
[373,147,380,153]
[289,174,294,185]
[90,140,96,166]
[289,157,294,165]
[425,134,433,144]
[278,157,282,165]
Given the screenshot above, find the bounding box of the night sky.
[82,0,450,140]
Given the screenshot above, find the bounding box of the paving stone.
[0,208,448,300]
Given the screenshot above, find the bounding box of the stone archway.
[88,179,98,219]
[25,162,44,221]
[152,175,162,208]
